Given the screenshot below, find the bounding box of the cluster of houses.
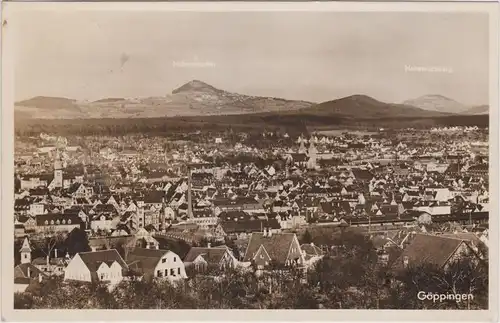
[14,226,327,292]
[13,129,489,292]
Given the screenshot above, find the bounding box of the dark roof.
[218,210,252,222]
[78,249,128,281]
[392,234,472,271]
[67,183,83,194]
[183,247,229,264]
[290,153,308,162]
[213,197,262,207]
[144,191,164,204]
[440,232,483,244]
[300,243,322,257]
[379,204,399,217]
[14,263,47,279]
[243,232,297,265]
[351,169,374,181]
[93,204,118,214]
[126,247,174,279]
[35,214,82,226]
[467,164,488,172]
[29,188,49,196]
[220,218,281,234]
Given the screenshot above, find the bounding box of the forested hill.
[15,113,489,137]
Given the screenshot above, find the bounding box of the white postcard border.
[1,1,499,322]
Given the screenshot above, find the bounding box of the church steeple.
[53,149,64,188]
[298,138,306,154]
[307,140,318,170]
[20,237,32,264]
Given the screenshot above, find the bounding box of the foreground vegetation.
[15,233,488,310]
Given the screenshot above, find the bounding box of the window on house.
[165,269,168,276]
[68,219,72,224]
[162,258,166,263]
[173,257,176,262]
[100,273,104,280]
[51,220,54,225]
[170,268,175,276]
[44,220,48,225]
[24,254,27,259]
[177,268,181,275]
[157,270,163,277]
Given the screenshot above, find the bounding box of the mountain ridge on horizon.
[402,94,488,115]
[15,80,488,120]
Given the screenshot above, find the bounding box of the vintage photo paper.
[1,1,499,321]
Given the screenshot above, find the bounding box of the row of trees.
[14,256,488,310]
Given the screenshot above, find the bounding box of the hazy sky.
[13,10,489,105]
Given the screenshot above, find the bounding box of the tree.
[35,230,67,268]
[387,258,488,309]
[14,292,34,309]
[300,229,313,244]
[64,227,91,256]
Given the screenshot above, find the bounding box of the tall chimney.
[188,166,193,219]
[207,243,211,248]
[54,249,58,258]
[27,267,31,278]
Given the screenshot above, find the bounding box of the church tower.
[307,141,318,170]
[20,237,32,264]
[53,150,63,188]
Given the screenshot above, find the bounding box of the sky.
[12,9,489,106]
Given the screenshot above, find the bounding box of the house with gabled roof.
[126,247,187,281]
[184,245,238,272]
[391,234,483,273]
[35,213,82,233]
[216,218,281,240]
[64,249,129,285]
[243,231,304,269]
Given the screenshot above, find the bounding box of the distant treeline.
[15,113,489,137]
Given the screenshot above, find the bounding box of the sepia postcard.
[1,1,499,322]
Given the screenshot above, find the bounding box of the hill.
[15,96,83,119]
[462,105,489,115]
[403,94,468,114]
[298,95,450,118]
[14,81,314,119]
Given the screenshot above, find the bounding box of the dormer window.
[68,219,72,224]
[45,220,49,225]
[62,219,66,224]
[56,219,60,225]
[50,220,55,225]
